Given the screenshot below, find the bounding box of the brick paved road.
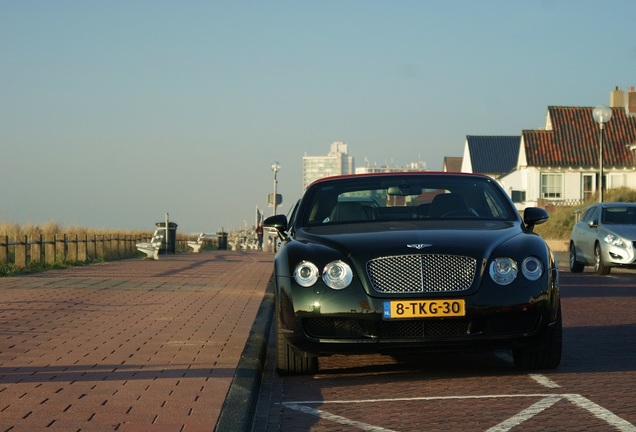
[0,250,273,431]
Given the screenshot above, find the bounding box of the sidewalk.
[0,250,273,431]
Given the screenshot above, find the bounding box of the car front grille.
[302,317,470,339]
[366,254,477,294]
[379,320,470,338]
[303,317,366,339]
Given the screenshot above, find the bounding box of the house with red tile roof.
[499,102,636,208]
[449,87,636,208]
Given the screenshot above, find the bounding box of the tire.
[275,315,318,376]
[513,304,562,370]
[594,243,611,275]
[569,243,584,273]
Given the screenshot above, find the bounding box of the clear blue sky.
[2,1,635,234]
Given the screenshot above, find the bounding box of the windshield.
[298,174,517,226]
[602,207,636,225]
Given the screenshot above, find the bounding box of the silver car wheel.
[594,243,611,275]
[569,243,584,273]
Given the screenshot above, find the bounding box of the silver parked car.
[569,202,636,275]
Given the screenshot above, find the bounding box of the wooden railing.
[0,234,190,268]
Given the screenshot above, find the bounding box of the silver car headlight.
[490,257,518,285]
[522,256,544,281]
[322,260,353,290]
[294,261,319,287]
[604,234,627,248]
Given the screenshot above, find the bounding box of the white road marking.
[485,396,562,432]
[529,373,561,388]
[283,403,397,432]
[283,393,636,431]
[564,394,636,432]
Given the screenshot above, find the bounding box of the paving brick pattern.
[0,250,273,431]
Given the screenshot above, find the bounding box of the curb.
[214,275,275,431]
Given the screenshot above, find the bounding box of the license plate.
[383,299,466,319]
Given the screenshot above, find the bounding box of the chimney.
[627,86,636,117]
[610,85,625,108]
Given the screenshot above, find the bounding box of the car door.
[577,206,600,262]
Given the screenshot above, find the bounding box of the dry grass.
[0,220,148,239]
[0,221,193,276]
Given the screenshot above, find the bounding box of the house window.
[583,174,594,202]
[608,173,625,189]
[541,173,563,199]
[511,190,526,203]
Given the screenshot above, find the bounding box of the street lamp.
[271,161,281,215]
[592,105,612,202]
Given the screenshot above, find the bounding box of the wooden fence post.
[31,234,42,265]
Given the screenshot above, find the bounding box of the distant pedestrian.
[256,222,264,251]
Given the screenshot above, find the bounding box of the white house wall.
[527,167,541,206]
[563,170,582,201]
[502,166,636,209]
[460,140,472,172]
[608,169,636,189]
[500,167,535,210]
[499,169,525,195]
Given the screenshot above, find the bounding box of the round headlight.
[522,256,544,281]
[490,257,518,285]
[322,260,353,290]
[294,261,319,287]
[604,234,626,248]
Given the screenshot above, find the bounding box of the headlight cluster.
[489,256,544,285]
[604,234,627,248]
[293,260,353,290]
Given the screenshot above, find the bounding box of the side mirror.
[523,207,549,232]
[263,214,288,233]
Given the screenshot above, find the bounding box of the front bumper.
[602,243,636,266]
[278,285,557,357]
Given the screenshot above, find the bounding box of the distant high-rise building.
[302,142,354,190]
[355,159,427,174]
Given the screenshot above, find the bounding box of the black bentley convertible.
[264,172,561,375]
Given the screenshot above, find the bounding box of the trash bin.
[216,231,228,250]
[155,222,178,254]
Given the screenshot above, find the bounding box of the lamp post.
[592,105,612,203]
[271,161,281,215]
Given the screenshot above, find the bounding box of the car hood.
[296,220,521,262]
[602,224,636,238]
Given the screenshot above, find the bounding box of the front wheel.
[569,243,584,273]
[275,315,318,376]
[594,243,611,275]
[513,304,562,370]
